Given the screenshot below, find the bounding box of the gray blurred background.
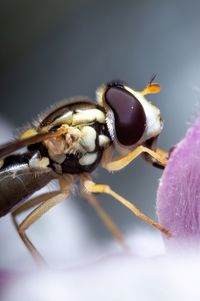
[1,0,200,245]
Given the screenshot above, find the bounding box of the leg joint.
[84,180,110,194]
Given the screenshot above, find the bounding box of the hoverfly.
[0,78,170,264]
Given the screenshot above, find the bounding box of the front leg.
[104,145,168,172]
[142,147,169,169]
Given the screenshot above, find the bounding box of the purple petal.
[157,116,200,248]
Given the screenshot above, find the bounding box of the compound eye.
[105,87,146,146]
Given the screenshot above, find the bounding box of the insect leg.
[12,191,59,217]
[80,177,127,249]
[105,145,168,172]
[83,178,171,237]
[12,191,60,264]
[156,148,168,158]
[12,176,73,264]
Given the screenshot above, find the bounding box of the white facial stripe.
[133,91,162,140]
[72,109,106,125]
[124,86,162,142]
[79,152,97,166]
[80,126,96,152]
[99,134,110,147]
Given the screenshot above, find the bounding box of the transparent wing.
[0,127,67,159]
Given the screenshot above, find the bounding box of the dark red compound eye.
[105,87,146,146]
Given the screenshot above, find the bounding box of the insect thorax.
[33,101,111,174]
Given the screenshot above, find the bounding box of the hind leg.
[12,176,73,264]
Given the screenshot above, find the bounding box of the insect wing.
[0,130,64,159]
[0,164,55,217]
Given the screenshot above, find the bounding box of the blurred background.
[1,0,200,267]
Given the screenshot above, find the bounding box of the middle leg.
[80,176,127,249]
[82,176,171,237]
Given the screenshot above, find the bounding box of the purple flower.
[157,116,200,248]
